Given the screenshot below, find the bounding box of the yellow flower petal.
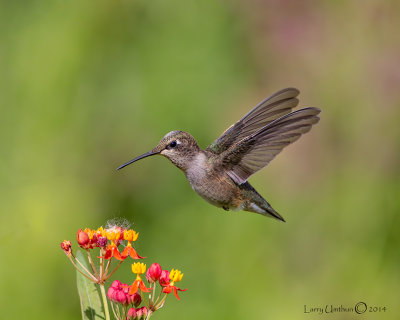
[169,269,183,282]
[124,229,139,242]
[132,262,146,274]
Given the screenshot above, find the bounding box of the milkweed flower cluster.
[61,225,143,284]
[108,262,187,320]
[107,280,142,306]
[60,221,187,320]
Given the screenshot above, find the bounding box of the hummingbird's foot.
[222,206,229,211]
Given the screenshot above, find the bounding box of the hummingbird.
[117,88,320,221]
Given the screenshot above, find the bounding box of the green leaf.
[76,250,105,320]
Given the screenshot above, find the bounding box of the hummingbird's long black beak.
[116,151,159,170]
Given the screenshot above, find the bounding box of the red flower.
[161,269,187,300]
[104,243,124,261]
[162,284,187,301]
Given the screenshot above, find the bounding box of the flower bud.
[77,229,90,247]
[127,307,137,319]
[107,287,116,301]
[91,233,98,247]
[110,280,122,289]
[115,290,127,304]
[121,283,130,294]
[140,306,148,319]
[146,263,162,283]
[136,306,148,320]
[108,281,125,302]
[97,236,107,248]
[60,240,72,256]
[159,270,170,286]
[136,307,143,319]
[128,292,142,307]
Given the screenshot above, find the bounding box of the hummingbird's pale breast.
[185,151,243,210]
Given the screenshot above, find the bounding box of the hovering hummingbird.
[117,88,320,221]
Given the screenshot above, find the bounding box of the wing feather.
[207,88,300,154]
[222,107,321,185]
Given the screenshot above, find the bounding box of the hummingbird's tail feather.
[244,200,285,222]
[240,182,285,221]
[259,203,285,222]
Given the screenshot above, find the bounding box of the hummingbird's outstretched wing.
[207,88,300,154]
[220,107,321,185]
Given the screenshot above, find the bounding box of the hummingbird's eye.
[169,141,177,148]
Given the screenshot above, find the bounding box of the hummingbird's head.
[117,131,200,171]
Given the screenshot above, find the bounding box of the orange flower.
[162,269,187,300]
[120,229,143,259]
[162,285,187,300]
[104,243,124,261]
[103,226,126,260]
[129,263,151,294]
[121,242,144,260]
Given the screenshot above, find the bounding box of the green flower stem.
[67,256,97,282]
[154,293,168,310]
[114,303,121,320]
[104,260,123,280]
[146,310,153,320]
[153,287,164,307]
[122,304,128,319]
[151,282,156,302]
[104,259,112,277]
[72,254,97,281]
[116,304,122,320]
[86,249,100,279]
[141,291,150,309]
[99,283,111,320]
[110,300,118,319]
[99,248,104,280]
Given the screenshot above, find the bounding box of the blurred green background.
[1,0,399,319]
